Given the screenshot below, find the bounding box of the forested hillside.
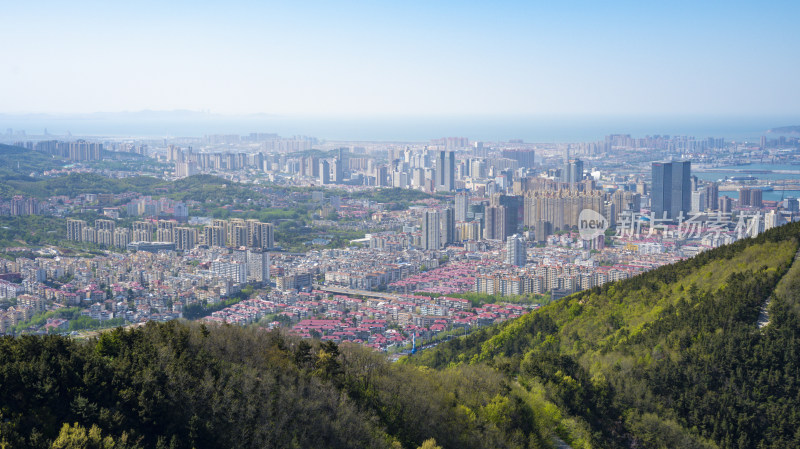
[413,221,800,448]
[0,321,554,449]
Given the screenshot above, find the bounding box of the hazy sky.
[2,0,799,117]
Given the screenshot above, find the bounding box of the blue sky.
[2,0,799,117]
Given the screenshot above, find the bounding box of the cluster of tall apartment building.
[474,265,631,297]
[66,218,274,252]
[5,196,41,216]
[13,139,104,161]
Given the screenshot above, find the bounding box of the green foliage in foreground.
[413,221,800,448]
[0,321,557,449]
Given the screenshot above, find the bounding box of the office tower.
[506,234,526,266]
[441,207,455,245]
[332,157,343,183]
[173,227,197,251]
[691,190,706,213]
[739,188,752,207]
[651,162,671,218]
[319,160,330,185]
[562,158,584,185]
[377,166,388,187]
[437,150,455,191]
[783,197,799,212]
[493,194,521,236]
[67,219,86,242]
[652,161,691,219]
[484,205,507,241]
[705,183,719,211]
[421,209,441,250]
[455,192,469,222]
[670,161,691,219]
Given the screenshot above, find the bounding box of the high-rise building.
[739,188,752,207]
[691,190,706,213]
[506,234,526,266]
[612,190,641,221]
[421,210,441,250]
[203,225,226,247]
[376,166,388,187]
[441,207,455,245]
[670,161,691,219]
[484,205,507,241]
[332,157,343,183]
[652,161,691,219]
[157,220,176,242]
[132,221,155,242]
[651,162,671,218]
[455,192,469,222]
[718,196,732,213]
[437,151,455,191]
[705,183,719,211]
[562,159,584,185]
[113,228,131,248]
[94,219,115,233]
[246,249,270,283]
[67,219,86,242]
[319,160,330,185]
[173,227,197,251]
[751,189,762,208]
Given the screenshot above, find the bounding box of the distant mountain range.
[0,110,280,121]
[767,125,800,135]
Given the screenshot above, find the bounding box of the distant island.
[767,125,800,135]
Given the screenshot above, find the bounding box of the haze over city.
[3,0,800,122]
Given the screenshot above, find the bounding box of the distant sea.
[2,113,799,143]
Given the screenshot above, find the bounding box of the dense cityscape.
[1,129,799,353]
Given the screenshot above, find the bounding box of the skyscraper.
[651,162,671,218]
[751,189,763,208]
[484,205,507,241]
[562,158,584,185]
[332,157,343,183]
[455,192,469,222]
[437,150,455,191]
[441,207,455,245]
[421,209,441,250]
[670,161,691,219]
[652,161,691,219]
[319,160,330,185]
[739,188,752,207]
[705,182,719,211]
